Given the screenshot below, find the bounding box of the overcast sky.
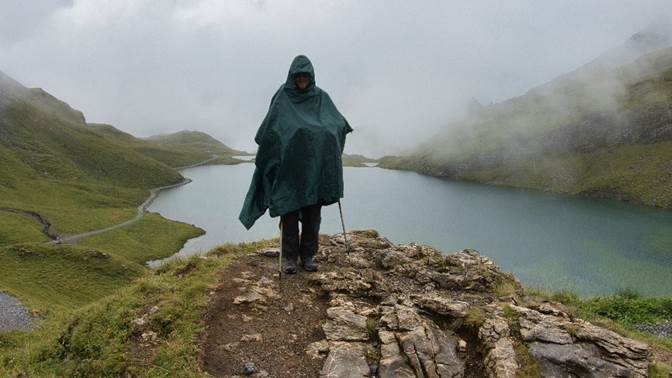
[1,1,671,156]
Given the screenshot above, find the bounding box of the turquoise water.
[148,163,672,296]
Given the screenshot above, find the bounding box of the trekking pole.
[278,219,283,280]
[337,200,350,254]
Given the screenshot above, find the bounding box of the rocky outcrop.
[288,230,653,377]
[323,305,369,342]
[478,317,519,377]
[509,304,650,377]
[378,303,465,377]
[320,342,370,378]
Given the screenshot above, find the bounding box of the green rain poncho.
[239,55,353,229]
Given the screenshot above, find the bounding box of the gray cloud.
[0,0,72,45]
[1,0,670,157]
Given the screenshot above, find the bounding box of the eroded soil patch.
[202,253,328,377]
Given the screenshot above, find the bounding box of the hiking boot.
[282,259,297,274]
[301,256,319,272]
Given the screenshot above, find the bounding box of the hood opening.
[285,55,316,91]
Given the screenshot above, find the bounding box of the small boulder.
[257,247,280,257]
[319,342,370,378]
[243,361,256,375]
[240,333,263,342]
[322,306,369,341]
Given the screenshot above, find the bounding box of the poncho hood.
[283,55,317,100]
[239,55,353,229]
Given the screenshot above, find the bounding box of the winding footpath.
[58,177,194,244]
[0,155,219,245]
[0,155,219,332]
[60,155,219,243]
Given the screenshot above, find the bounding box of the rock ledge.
[290,230,652,378]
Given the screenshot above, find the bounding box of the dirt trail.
[0,155,219,245]
[202,246,330,377]
[61,154,220,243]
[59,177,193,243]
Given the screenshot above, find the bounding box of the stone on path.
[319,342,370,378]
[322,305,369,341]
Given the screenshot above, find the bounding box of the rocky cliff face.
[210,230,652,377]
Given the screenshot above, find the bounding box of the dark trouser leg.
[281,209,300,263]
[299,203,322,261]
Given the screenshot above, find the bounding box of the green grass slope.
[380,33,672,208]
[0,212,49,245]
[0,243,144,310]
[0,240,272,377]
[89,124,245,168]
[78,213,205,265]
[0,71,207,316]
[342,153,378,167]
[0,212,204,313]
[147,130,247,162]
[0,70,188,235]
[0,102,182,189]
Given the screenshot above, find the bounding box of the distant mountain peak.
[0,69,85,125]
[0,69,28,110]
[146,130,246,155]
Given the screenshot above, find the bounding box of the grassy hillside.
[0,69,248,237]
[0,98,183,188]
[0,240,272,377]
[77,213,205,265]
[0,70,189,236]
[89,124,246,168]
[0,71,213,320]
[146,130,247,164]
[380,34,672,208]
[0,243,144,310]
[0,212,49,245]
[1,71,245,239]
[0,212,204,314]
[342,153,378,167]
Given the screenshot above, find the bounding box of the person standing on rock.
[239,55,353,274]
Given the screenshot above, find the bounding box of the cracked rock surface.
[203,230,653,377]
[309,231,651,378]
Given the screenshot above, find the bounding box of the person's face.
[294,73,310,90]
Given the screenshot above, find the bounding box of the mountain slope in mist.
[380,29,672,208]
[147,130,247,157]
[0,70,183,190]
[89,125,245,167]
[0,69,191,238]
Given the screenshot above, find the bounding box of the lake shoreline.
[376,163,672,212]
[146,164,672,296]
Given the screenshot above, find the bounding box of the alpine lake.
[148,161,672,297]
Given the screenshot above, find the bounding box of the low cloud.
[1,0,670,157]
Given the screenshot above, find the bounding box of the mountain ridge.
[380,31,672,208]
